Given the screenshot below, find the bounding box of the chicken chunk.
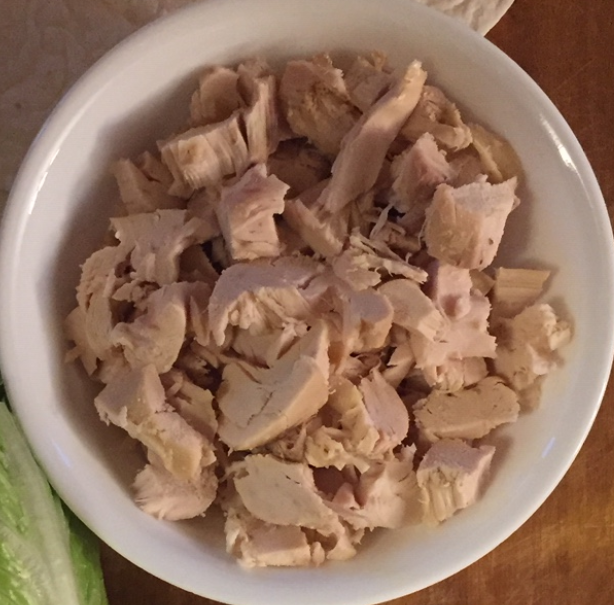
[217,322,329,450]
[332,233,428,290]
[283,179,349,257]
[111,282,188,373]
[401,85,472,151]
[230,323,308,368]
[392,133,451,207]
[491,267,551,318]
[190,66,244,126]
[207,255,323,346]
[279,55,359,156]
[216,164,288,261]
[238,63,281,163]
[112,158,183,215]
[111,209,207,286]
[414,376,520,441]
[230,454,360,561]
[411,287,496,370]
[330,447,422,530]
[417,439,495,524]
[493,303,572,406]
[133,461,218,521]
[391,132,453,233]
[316,61,427,213]
[94,365,216,480]
[225,501,325,567]
[382,341,415,388]
[344,52,394,112]
[64,306,98,376]
[378,278,446,340]
[424,178,518,270]
[231,454,339,529]
[163,369,218,441]
[159,114,250,193]
[422,357,488,392]
[468,122,524,184]
[359,370,410,452]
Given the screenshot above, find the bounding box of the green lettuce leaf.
[0,383,109,605]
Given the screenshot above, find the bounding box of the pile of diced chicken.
[65,52,572,567]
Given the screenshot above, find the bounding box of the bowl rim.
[1,0,614,603]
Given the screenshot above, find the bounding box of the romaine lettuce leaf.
[0,379,109,605]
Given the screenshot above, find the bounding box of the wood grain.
[100,0,614,603]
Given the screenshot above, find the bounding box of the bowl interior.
[1,1,613,604]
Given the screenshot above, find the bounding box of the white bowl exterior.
[1,0,613,603]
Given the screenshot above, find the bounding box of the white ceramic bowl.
[1,1,613,603]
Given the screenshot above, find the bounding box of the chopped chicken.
[414,376,520,441]
[216,164,288,261]
[112,279,157,311]
[329,447,422,530]
[217,322,329,450]
[491,267,551,318]
[111,209,207,285]
[303,373,408,472]
[66,52,572,569]
[190,66,244,126]
[185,187,222,242]
[159,114,250,193]
[94,365,216,481]
[382,341,415,388]
[112,158,183,215]
[369,208,421,257]
[430,262,473,319]
[238,62,281,163]
[337,283,394,354]
[469,268,495,296]
[283,179,349,257]
[133,461,218,521]
[316,61,427,213]
[137,151,175,189]
[231,454,340,529]
[424,178,519,269]
[111,283,188,373]
[163,369,218,441]
[359,370,410,452]
[75,244,128,311]
[411,286,496,371]
[344,52,394,112]
[64,306,98,375]
[493,304,571,406]
[417,439,495,524]
[333,232,428,289]
[378,278,446,340]
[468,123,524,183]
[72,245,130,362]
[401,85,472,151]
[231,323,308,368]
[279,55,359,156]
[207,255,323,346]
[230,455,360,561]
[225,500,325,567]
[447,150,486,188]
[422,357,488,392]
[303,378,380,471]
[391,133,452,234]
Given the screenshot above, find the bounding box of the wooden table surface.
[100,0,614,603]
